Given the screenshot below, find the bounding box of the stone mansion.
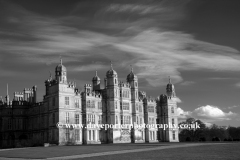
[0,59,179,148]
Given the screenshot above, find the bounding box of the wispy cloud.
[208,77,233,80]
[179,81,195,86]
[227,105,239,109]
[106,4,165,15]
[1,1,240,88]
[114,29,240,86]
[71,64,107,72]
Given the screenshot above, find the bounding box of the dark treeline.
[179,118,240,142]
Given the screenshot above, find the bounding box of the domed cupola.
[92,71,101,90]
[166,76,176,98]
[55,59,66,72]
[106,62,117,78]
[127,67,137,82]
[55,58,67,83]
[92,71,101,81]
[106,62,118,86]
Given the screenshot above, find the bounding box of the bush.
[199,137,206,141]
[186,137,191,142]
[215,137,220,141]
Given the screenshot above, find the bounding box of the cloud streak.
[1,1,240,88]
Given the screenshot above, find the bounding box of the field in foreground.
[0,142,239,160]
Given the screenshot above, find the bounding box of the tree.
[179,118,206,142]
[228,127,240,140]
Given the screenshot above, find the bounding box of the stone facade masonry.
[0,60,179,148]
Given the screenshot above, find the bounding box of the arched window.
[171,107,174,113]
[115,79,117,84]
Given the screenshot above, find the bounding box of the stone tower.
[127,67,144,142]
[159,77,179,142]
[105,63,120,143]
[45,59,82,145]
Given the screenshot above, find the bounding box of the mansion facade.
[0,60,179,148]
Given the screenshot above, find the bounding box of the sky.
[0,0,240,127]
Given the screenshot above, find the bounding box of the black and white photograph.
[0,0,239,159]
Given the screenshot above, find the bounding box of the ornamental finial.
[110,61,113,70]
[130,65,133,73]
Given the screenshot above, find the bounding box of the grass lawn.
[83,142,240,160]
[0,142,239,159]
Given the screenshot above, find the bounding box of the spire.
[95,70,98,76]
[168,76,171,84]
[49,70,52,81]
[7,83,8,96]
[130,65,133,73]
[110,61,113,70]
[6,83,9,104]
[60,57,62,65]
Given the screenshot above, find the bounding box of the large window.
[115,115,118,124]
[87,100,91,108]
[87,114,95,124]
[75,114,80,124]
[90,100,95,108]
[123,116,131,124]
[136,103,139,111]
[66,128,70,141]
[122,102,129,110]
[122,90,130,98]
[88,130,91,140]
[75,99,80,108]
[149,117,155,124]
[65,97,69,105]
[171,107,174,113]
[173,131,175,140]
[98,115,102,124]
[152,118,155,124]
[172,118,175,125]
[75,129,80,141]
[148,105,154,113]
[115,101,118,109]
[66,112,69,123]
[98,102,102,109]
